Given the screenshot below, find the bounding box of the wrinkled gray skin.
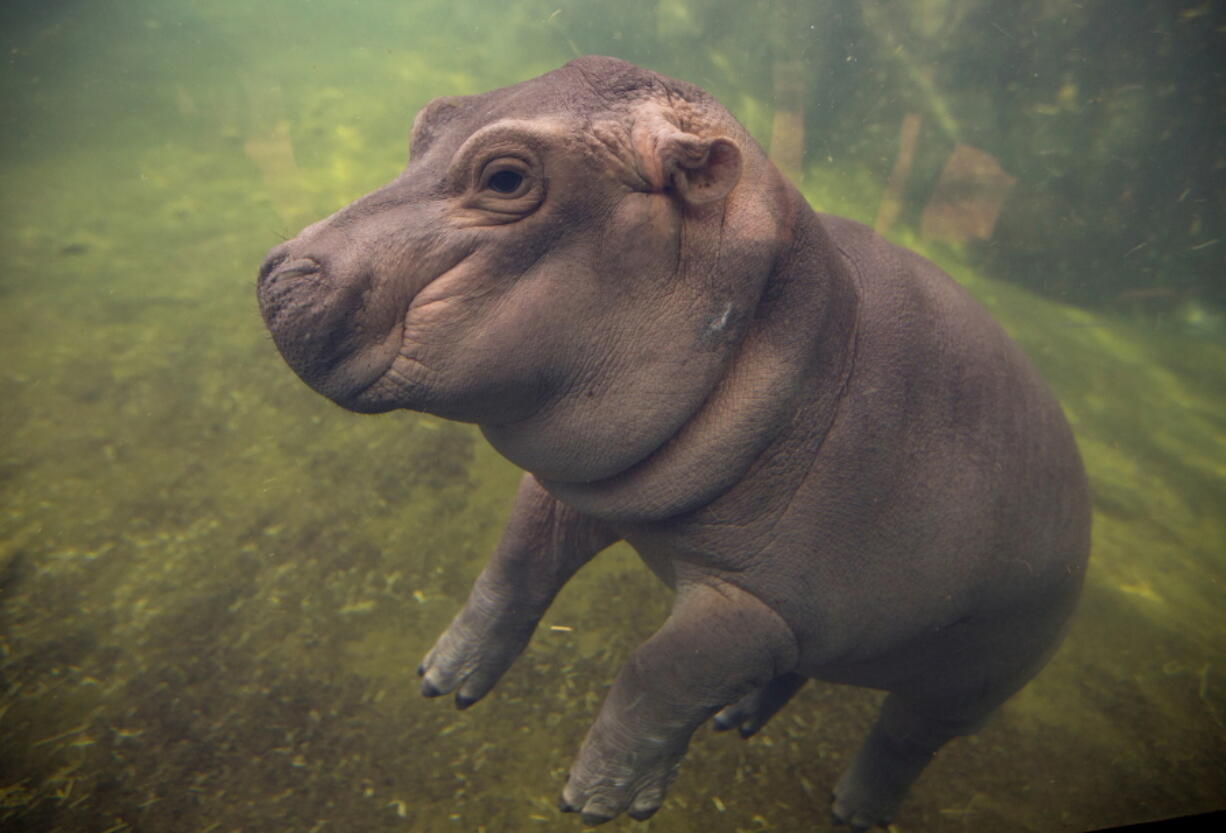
[257,57,1090,829]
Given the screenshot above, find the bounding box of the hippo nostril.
[276,258,322,279]
[258,251,287,284]
[258,254,322,291]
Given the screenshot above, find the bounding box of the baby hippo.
[257,56,1090,829]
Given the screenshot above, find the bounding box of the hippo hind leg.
[830,603,1075,830]
[830,692,992,830]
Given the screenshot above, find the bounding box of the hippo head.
[257,56,793,483]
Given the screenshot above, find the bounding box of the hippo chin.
[257,56,1090,829]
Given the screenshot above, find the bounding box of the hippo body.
[257,57,1090,828]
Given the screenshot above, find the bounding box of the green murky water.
[2,2,1223,831]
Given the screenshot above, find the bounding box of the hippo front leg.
[561,580,798,824]
[418,474,616,707]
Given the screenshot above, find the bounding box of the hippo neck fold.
[533,197,860,525]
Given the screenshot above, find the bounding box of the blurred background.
[1,2,1223,831]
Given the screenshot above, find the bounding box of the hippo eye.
[464,156,542,221]
[478,158,532,199]
[487,169,524,194]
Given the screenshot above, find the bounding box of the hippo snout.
[256,241,406,413]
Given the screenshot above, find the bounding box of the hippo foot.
[417,608,535,708]
[712,671,807,738]
[828,785,897,829]
[829,729,933,830]
[558,735,682,825]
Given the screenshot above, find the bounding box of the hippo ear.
[658,133,743,206]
